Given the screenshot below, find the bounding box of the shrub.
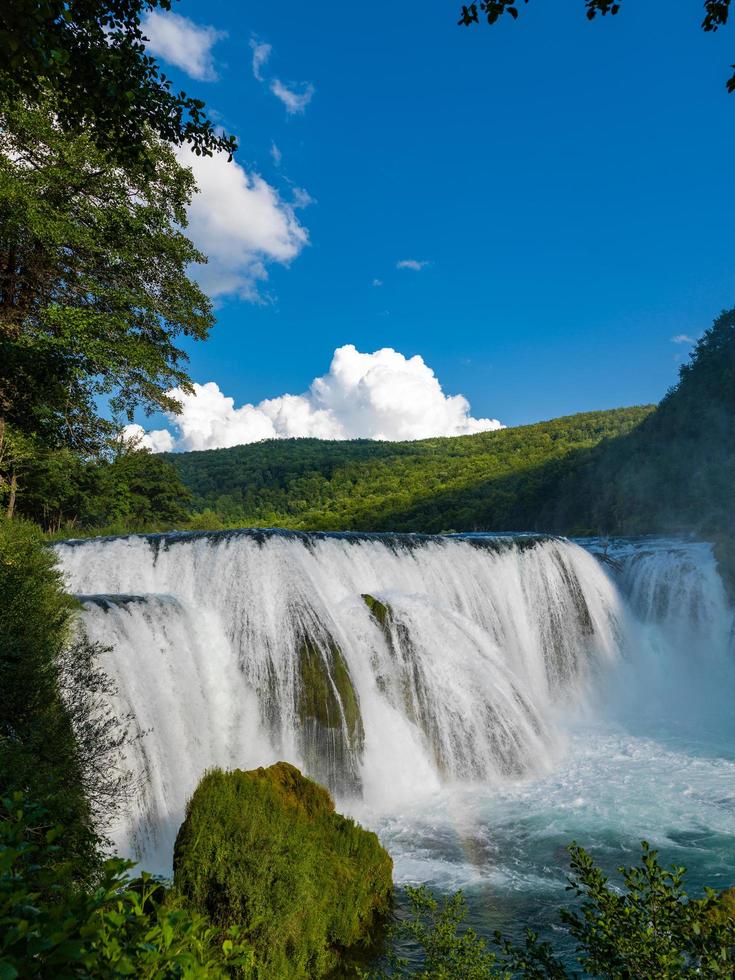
[173,762,393,978]
[0,517,135,878]
[0,793,253,978]
[0,517,94,873]
[379,842,735,978]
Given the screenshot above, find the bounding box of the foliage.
[0,93,213,521]
[170,406,652,534]
[379,842,735,978]
[541,307,735,553]
[0,516,94,872]
[0,793,254,978]
[173,763,393,978]
[386,887,506,979]
[0,0,235,168]
[0,518,133,876]
[0,94,213,447]
[457,0,735,93]
[559,842,735,977]
[10,443,192,532]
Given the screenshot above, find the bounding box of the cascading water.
[56,531,623,873]
[55,529,735,964]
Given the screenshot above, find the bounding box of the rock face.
[296,634,364,795]
[173,763,393,979]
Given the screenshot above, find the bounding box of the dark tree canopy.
[0,94,213,454]
[0,0,236,167]
[0,94,212,521]
[458,0,735,92]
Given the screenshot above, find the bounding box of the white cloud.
[249,36,314,114]
[397,259,430,271]
[122,424,175,454]
[270,142,282,166]
[249,38,272,81]
[372,278,383,287]
[270,78,315,114]
[142,10,226,82]
[176,144,309,300]
[671,333,694,344]
[291,186,314,208]
[135,345,504,452]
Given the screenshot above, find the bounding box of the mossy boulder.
[296,634,364,795]
[173,763,393,978]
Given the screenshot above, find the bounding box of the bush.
[173,762,393,978]
[0,793,253,978]
[380,841,735,978]
[0,517,95,873]
[0,517,134,878]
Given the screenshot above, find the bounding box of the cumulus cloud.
[671,333,695,344]
[270,79,315,114]
[142,10,226,81]
[249,38,272,81]
[397,259,430,271]
[176,144,309,299]
[122,424,175,454]
[136,345,504,452]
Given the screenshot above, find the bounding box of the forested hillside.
[171,308,734,547]
[170,406,653,533]
[549,308,735,586]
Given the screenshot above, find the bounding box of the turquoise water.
[362,720,735,965]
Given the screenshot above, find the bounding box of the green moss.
[361,593,391,628]
[250,758,335,818]
[296,634,364,795]
[173,763,393,979]
[297,638,362,744]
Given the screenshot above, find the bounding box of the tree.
[0,94,214,502]
[457,1,735,93]
[0,518,109,873]
[0,0,235,168]
[79,443,193,530]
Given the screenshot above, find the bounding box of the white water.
[55,531,735,928]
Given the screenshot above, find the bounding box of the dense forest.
[171,407,653,533]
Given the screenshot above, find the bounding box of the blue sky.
[135,0,735,446]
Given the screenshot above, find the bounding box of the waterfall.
[580,537,735,739]
[55,530,690,873]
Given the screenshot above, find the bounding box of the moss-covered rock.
[173,763,393,979]
[297,638,362,744]
[361,593,391,628]
[296,634,364,795]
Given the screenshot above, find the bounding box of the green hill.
[547,308,735,584]
[169,406,653,534]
